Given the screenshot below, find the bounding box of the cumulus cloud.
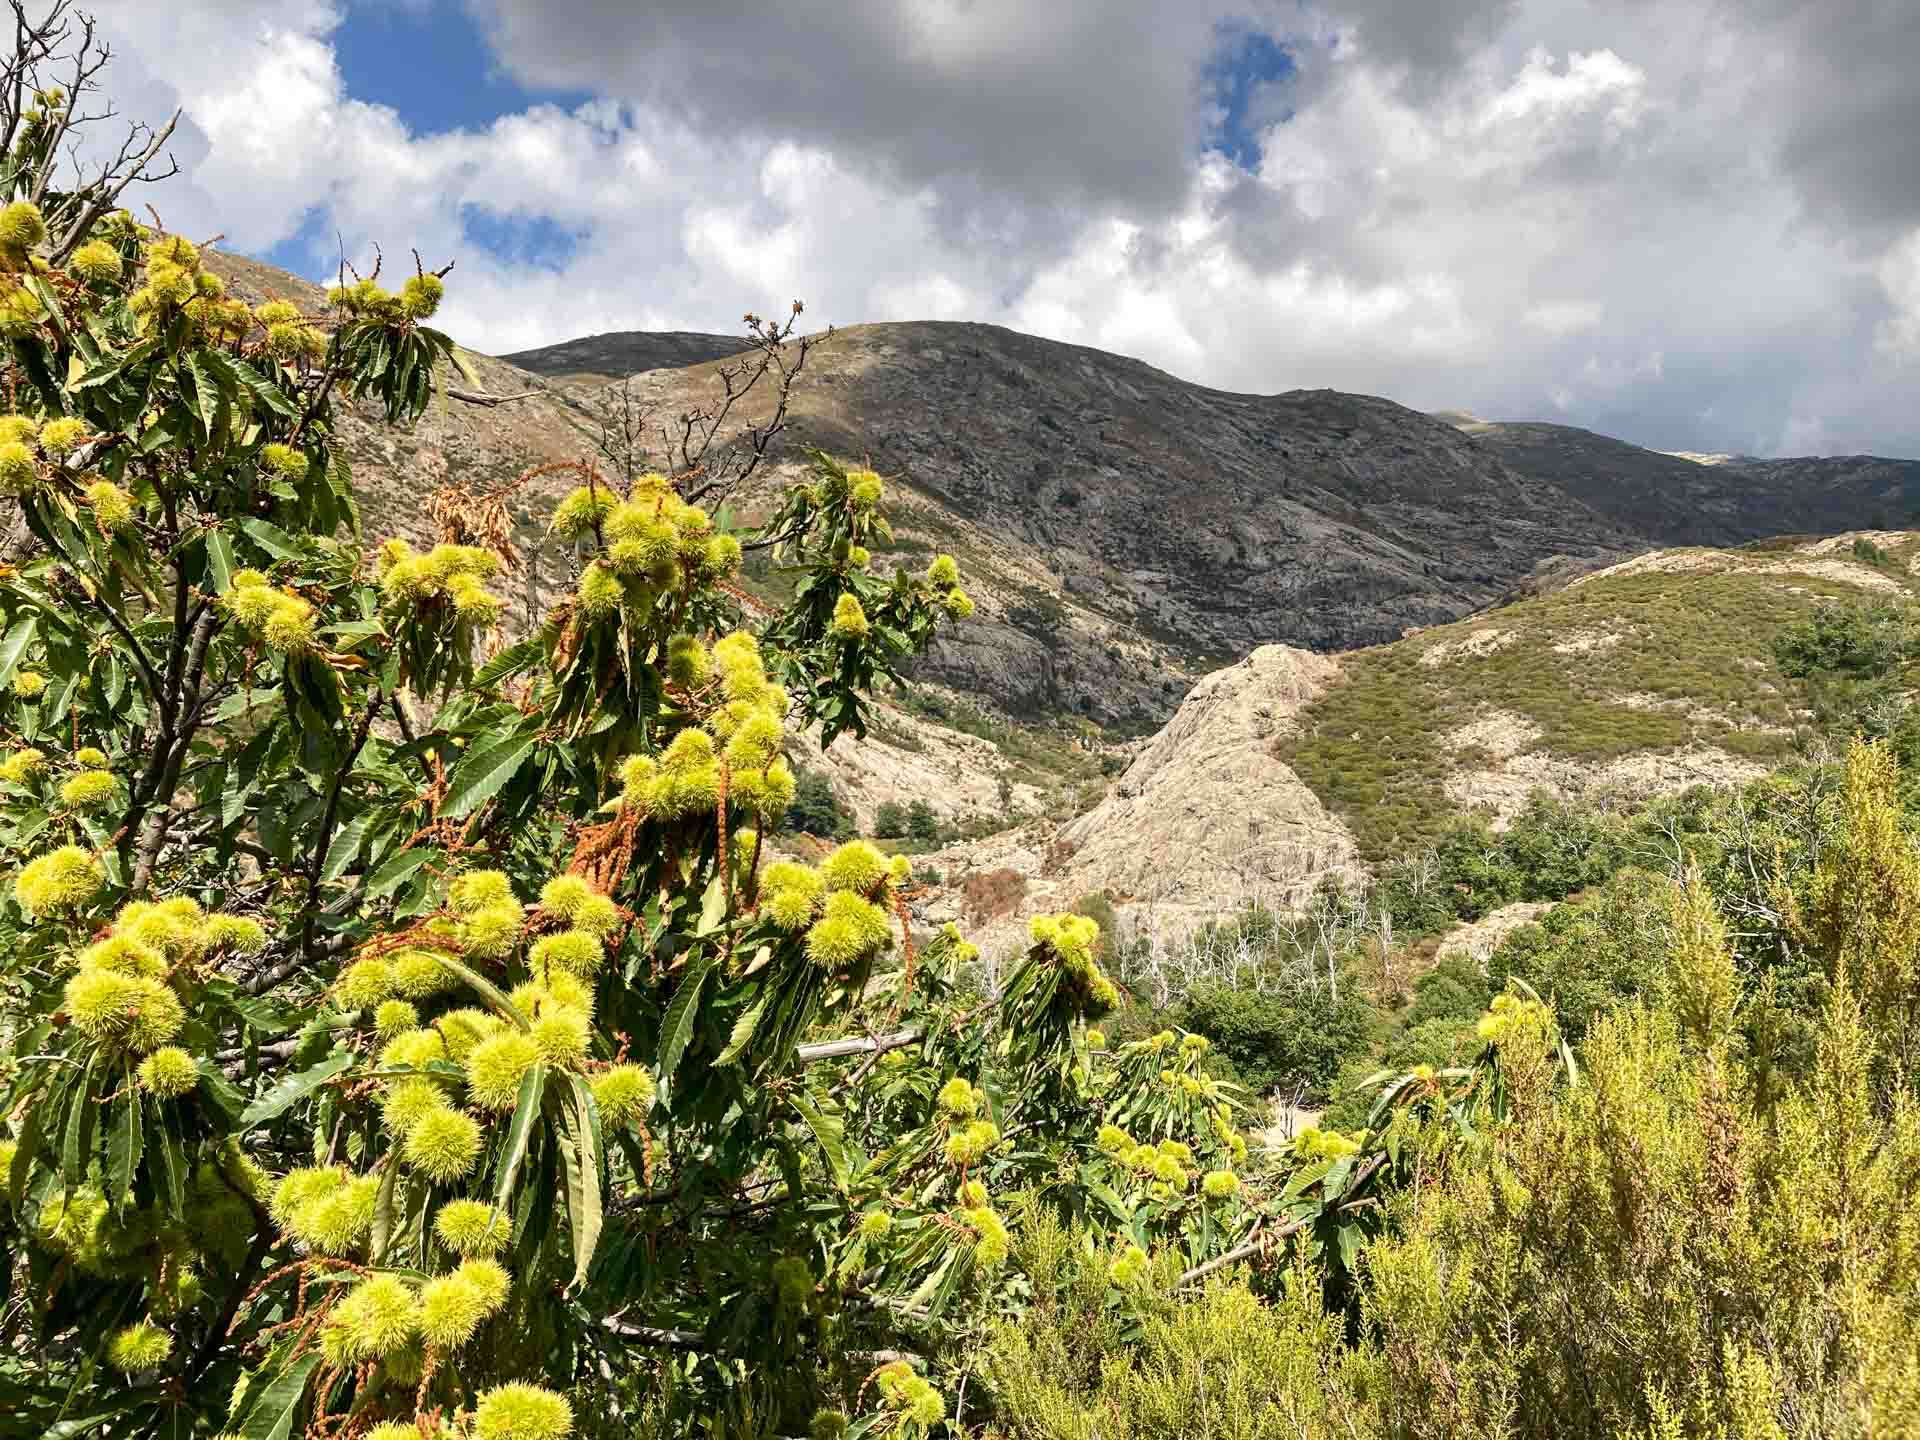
[72,0,1920,457]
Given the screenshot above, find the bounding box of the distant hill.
[1446,416,1920,546]
[913,530,1918,950]
[502,330,748,379]
[529,321,1647,728]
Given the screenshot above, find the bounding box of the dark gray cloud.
[1759,0,1920,238]
[1325,0,1520,80]
[464,0,1254,217]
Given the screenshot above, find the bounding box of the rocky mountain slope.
[1449,415,1920,546]
[504,330,747,379]
[531,321,1650,728]
[213,249,1920,742]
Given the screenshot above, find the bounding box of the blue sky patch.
[332,0,582,138]
[1204,26,1294,170]
[459,206,583,270]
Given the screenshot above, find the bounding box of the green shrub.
[1174,978,1379,1098]
[873,799,908,838]
[1487,868,1671,1042]
[785,765,853,838]
[1773,598,1919,678]
[1404,952,1493,1030]
[906,798,941,841]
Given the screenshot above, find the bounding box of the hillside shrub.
[906,798,941,842]
[1486,868,1672,1042]
[961,865,1028,921]
[1772,598,1919,677]
[992,749,1920,1436]
[1402,951,1494,1030]
[785,764,853,838]
[873,799,908,838]
[1173,977,1378,1098]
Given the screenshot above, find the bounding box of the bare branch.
[795,1027,921,1064]
[447,386,541,407]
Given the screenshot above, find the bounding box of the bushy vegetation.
[987,744,1920,1437]
[783,764,854,839]
[0,20,1270,1435]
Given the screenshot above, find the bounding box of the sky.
[74,0,1920,458]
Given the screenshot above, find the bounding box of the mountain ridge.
[208,250,1920,739]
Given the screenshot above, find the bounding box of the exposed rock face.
[546,321,1643,726]
[913,645,1362,957]
[796,708,1046,832]
[1055,644,1359,913]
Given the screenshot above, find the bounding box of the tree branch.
[447,386,540,407]
[1173,1216,1311,1291]
[794,1027,920,1064]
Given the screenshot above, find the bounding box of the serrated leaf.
[364,844,433,900]
[237,516,300,561]
[184,351,223,436]
[558,1078,603,1291]
[657,949,717,1084]
[789,1092,850,1195]
[369,1154,401,1262]
[318,811,372,884]
[205,529,235,593]
[494,1062,547,1212]
[715,993,768,1066]
[8,1109,43,1209]
[1335,1221,1363,1275]
[60,1052,96,1184]
[196,1060,249,1122]
[105,1091,143,1211]
[0,615,37,689]
[440,721,541,819]
[235,1051,353,1130]
[149,1105,186,1218]
[471,637,541,689]
[696,872,728,936]
[220,351,298,418]
[449,345,484,389]
[236,1351,324,1440]
[210,687,279,726]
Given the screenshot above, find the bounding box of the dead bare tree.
[0,1,181,262]
[593,302,833,513]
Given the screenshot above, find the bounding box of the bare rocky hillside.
[213,250,1920,741]
[911,532,1920,955]
[531,321,1649,729]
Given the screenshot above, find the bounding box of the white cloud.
[1523,301,1603,336]
[1875,228,1920,363]
[70,0,1920,458]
